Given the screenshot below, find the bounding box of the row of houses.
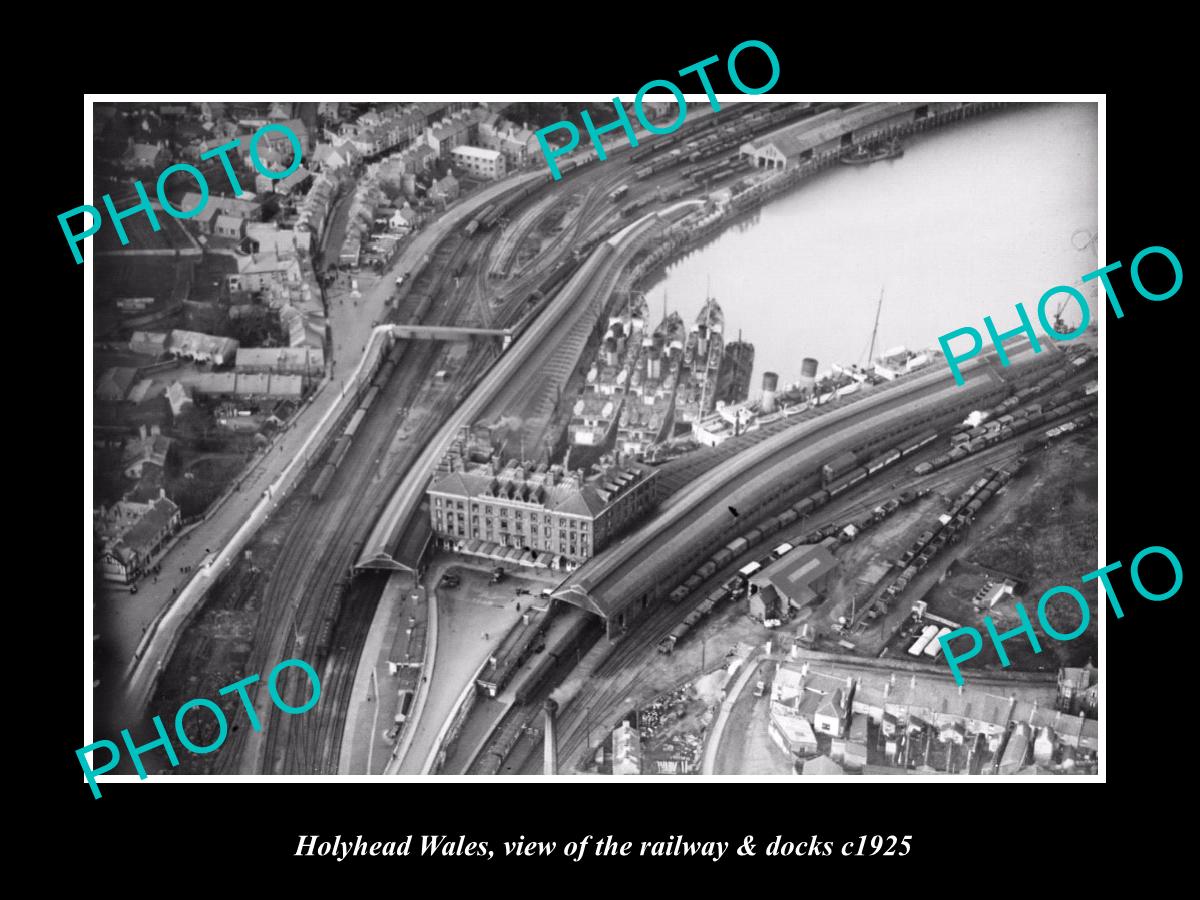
[114,109,311,180]
[770,661,1098,775]
[123,330,323,373]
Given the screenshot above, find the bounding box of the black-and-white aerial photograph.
[86,98,1100,785]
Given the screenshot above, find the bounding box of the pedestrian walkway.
[702,650,769,775]
[394,559,532,773]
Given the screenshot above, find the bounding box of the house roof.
[169,329,239,360]
[114,496,179,557]
[127,143,162,166]
[213,214,244,232]
[235,346,323,371]
[816,688,845,719]
[1000,723,1031,769]
[274,166,311,191]
[451,145,500,161]
[770,710,817,747]
[97,367,137,400]
[130,331,169,352]
[188,372,238,394]
[126,379,165,405]
[239,252,298,275]
[237,373,271,395]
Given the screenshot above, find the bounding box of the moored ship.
[841,136,904,166]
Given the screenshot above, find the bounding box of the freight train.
[655,354,1094,652]
[310,339,405,503]
[883,464,1020,606]
[656,428,942,654]
[313,577,350,658]
[463,175,558,237]
[913,374,1097,477]
[632,103,817,181]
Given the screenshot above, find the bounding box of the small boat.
[841,137,904,166]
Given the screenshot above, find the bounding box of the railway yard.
[114,100,1098,778]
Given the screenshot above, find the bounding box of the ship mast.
[867,287,884,370]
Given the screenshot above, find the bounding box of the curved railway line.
[553,349,1049,620]
[479,353,1081,772]
[241,165,632,772]
[540,431,1085,774]
[191,224,502,773]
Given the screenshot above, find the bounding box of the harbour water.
[643,102,1099,387]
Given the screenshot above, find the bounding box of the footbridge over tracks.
[391,324,514,349]
[355,213,668,574]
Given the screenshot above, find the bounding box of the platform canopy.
[353,552,415,573]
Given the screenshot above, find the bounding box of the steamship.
[676,298,726,424]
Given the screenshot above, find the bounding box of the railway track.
[215,113,797,773]
[202,227,494,774]
[541,418,1088,773]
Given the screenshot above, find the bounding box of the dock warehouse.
[739,102,956,170]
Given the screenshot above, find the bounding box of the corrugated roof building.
[749,543,838,610]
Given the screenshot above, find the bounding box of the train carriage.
[711,547,735,568]
[792,497,815,518]
[360,384,381,411]
[330,435,353,469]
[343,408,364,441]
[476,609,549,698]
[310,464,337,503]
[776,508,799,528]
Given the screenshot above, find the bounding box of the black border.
[61,30,1191,884]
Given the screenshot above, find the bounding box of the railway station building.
[427,451,657,570]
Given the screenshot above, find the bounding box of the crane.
[1052,296,1072,334]
[867,287,884,370]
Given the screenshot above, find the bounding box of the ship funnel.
[605,337,618,367]
[800,357,819,394]
[761,371,779,414]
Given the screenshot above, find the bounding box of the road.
[102,172,549,739]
